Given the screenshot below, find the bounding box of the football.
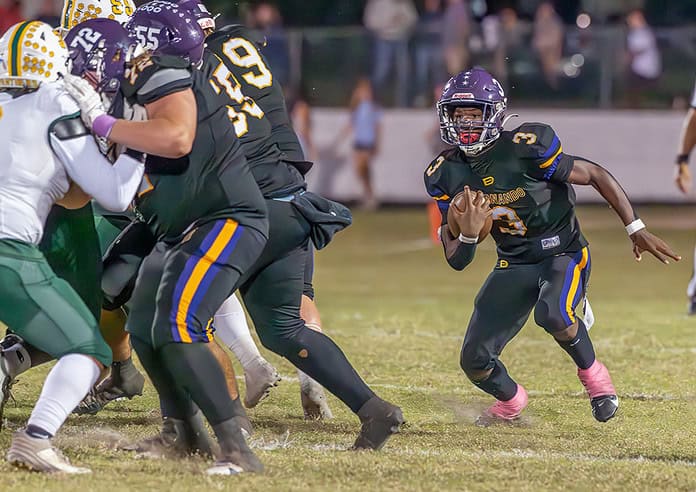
[447,191,493,243]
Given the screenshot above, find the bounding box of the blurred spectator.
[363,0,418,106]
[625,9,661,108]
[348,78,382,210]
[34,0,60,26]
[0,0,23,33]
[412,0,444,107]
[287,89,316,162]
[496,7,524,86]
[442,0,470,76]
[425,82,452,155]
[532,2,564,90]
[248,2,290,87]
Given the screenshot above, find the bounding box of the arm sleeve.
[691,80,696,108]
[445,242,477,271]
[513,123,574,183]
[50,134,144,212]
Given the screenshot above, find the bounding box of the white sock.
[214,294,263,370]
[28,354,100,436]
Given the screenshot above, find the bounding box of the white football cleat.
[7,430,91,474]
[298,371,333,420]
[243,358,280,408]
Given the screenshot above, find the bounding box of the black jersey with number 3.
[117,54,268,242]
[424,122,588,264]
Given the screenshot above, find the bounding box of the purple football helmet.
[174,0,216,32]
[438,67,508,155]
[65,18,137,95]
[126,0,205,64]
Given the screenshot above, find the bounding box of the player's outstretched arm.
[675,108,696,194]
[567,159,681,264]
[63,74,197,159]
[108,91,197,158]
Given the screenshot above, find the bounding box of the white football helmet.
[61,0,135,30]
[0,21,68,89]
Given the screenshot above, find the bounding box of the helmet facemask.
[438,99,506,156]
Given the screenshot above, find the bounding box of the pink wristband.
[92,114,117,138]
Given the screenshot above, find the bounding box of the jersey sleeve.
[511,122,575,182]
[121,54,192,106]
[691,80,696,108]
[424,153,452,225]
[48,115,144,212]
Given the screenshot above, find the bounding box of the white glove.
[63,73,107,129]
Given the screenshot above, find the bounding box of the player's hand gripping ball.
[447,187,493,243]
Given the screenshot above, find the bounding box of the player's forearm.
[569,159,637,226]
[678,109,696,157]
[51,134,144,212]
[442,227,476,271]
[108,118,194,159]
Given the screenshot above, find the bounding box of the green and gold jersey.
[206,25,304,162]
[424,122,587,264]
[117,54,268,242]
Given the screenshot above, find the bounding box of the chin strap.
[502,113,519,126]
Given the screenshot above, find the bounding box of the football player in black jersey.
[64,7,266,474]
[175,0,332,419]
[425,68,680,425]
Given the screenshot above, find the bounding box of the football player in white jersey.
[0,21,144,473]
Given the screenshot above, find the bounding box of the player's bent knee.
[534,301,569,334]
[71,338,113,368]
[257,321,314,358]
[549,322,579,342]
[459,343,493,381]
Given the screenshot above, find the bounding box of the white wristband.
[458,233,479,244]
[625,219,645,236]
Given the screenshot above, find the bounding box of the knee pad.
[533,300,568,334]
[256,321,308,358]
[459,341,494,379]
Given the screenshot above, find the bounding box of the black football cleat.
[74,358,145,415]
[590,395,619,422]
[352,397,404,451]
[213,418,264,473]
[121,411,216,458]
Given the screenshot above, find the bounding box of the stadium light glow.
[576,13,591,29]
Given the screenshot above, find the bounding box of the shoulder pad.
[216,25,266,47]
[49,113,89,140]
[508,122,562,163]
[123,54,192,104]
[424,149,457,200]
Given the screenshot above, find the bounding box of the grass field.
[2,205,696,491]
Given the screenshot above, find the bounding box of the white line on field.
[249,440,696,468]
[236,375,694,401]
